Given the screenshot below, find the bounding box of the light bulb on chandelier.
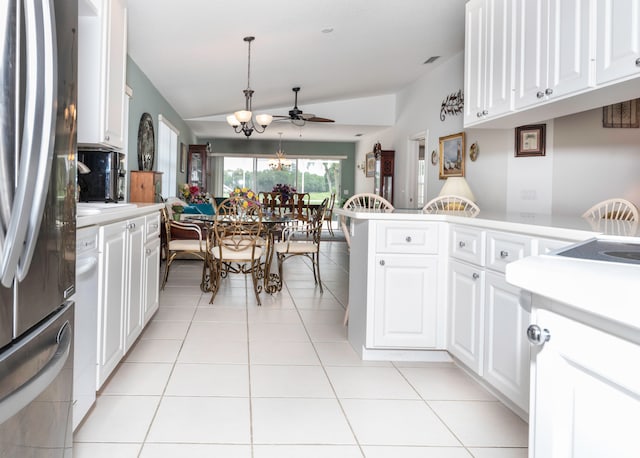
[268,133,292,171]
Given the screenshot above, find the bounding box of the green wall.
[126,57,195,191]
[199,137,356,201]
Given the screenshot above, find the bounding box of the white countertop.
[77,203,164,228]
[335,208,618,240]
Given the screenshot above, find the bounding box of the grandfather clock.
[373,143,394,204]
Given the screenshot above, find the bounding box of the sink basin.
[602,251,640,262]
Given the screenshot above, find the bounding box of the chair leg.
[209,259,222,304]
[314,252,323,293]
[161,252,175,290]
[251,260,262,306]
[326,218,334,236]
[343,303,349,326]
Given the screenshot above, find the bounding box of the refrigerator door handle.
[0,320,70,425]
[0,0,58,286]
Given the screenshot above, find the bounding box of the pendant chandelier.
[226,36,273,137]
[268,133,292,171]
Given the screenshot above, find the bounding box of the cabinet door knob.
[481,110,488,116]
[527,324,551,346]
[405,236,412,243]
[472,272,480,280]
[105,135,110,141]
[379,260,385,266]
[499,250,509,259]
[146,248,151,255]
[536,91,545,99]
[545,88,553,96]
[635,57,640,66]
[477,112,482,118]
[458,241,466,248]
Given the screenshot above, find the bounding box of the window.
[157,115,179,198]
[221,156,341,203]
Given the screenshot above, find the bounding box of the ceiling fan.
[273,87,335,126]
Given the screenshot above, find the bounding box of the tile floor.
[73,240,528,458]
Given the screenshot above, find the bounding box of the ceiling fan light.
[255,113,273,127]
[234,110,252,123]
[226,114,240,127]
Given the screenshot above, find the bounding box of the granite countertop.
[77,202,164,228]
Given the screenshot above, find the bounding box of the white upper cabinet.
[464,0,514,126]
[78,0,128,149]
[514,0,591,110]
[596,0,640,84]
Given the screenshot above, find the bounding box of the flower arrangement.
[272,183,297,203]
[229,187,260,209]
[180,183,211,204]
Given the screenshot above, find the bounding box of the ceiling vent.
[423,56,440,64]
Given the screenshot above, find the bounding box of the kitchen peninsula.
[336,207,638,419]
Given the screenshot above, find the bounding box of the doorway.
[409,132,427,208]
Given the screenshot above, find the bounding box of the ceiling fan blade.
[306,116,335,123]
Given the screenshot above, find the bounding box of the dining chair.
[275,198,328,293]
[339,193,394,325]
[160,207,206,290]
[340,193,394,248]
[423,195,480,216]
[206,198,264,305]
[323,193,336,236]
[582,198,639,221]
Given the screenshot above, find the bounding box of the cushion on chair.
[274,241,317,254]
[169,239,203,251]
[212,245,263,261]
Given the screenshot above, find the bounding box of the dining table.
[184,213,291,295]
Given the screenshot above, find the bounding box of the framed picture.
[515,124,546,157]
[180,143,187,173]
[439,132,465,179]
[365,152,375,177]
[602,98,640,128]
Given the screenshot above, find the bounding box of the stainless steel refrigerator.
[0,0,77,456]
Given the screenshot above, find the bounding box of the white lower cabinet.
[143,213,161,324]
[448,259,484,374]
[483,271,530,412]
[372,254,439,348]
[529,307,640,457]
[96,212,158,389]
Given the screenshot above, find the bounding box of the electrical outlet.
[343,190,349,195]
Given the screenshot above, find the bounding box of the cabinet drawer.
[145,212,161,242]
[451,225,485,265]
[486,231,532,273]
[375,222,439,254]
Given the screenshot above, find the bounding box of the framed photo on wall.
[515,124,546,157]
[439,132,465,179]
[365,152,375,177]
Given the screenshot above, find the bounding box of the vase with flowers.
[180,183,211,204]
[272,183,297,204]
[229,187,260,217]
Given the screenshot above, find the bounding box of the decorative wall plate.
[469,142,479,161]
[431,150,438,165]
[137,113,155,171]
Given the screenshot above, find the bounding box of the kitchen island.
[336,207,638,419]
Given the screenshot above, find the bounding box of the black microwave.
[77,149,126,202]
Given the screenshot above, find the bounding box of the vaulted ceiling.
[126,0,467,141]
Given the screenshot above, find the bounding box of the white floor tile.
[341,399,461,446]
[305,322,349,341]
[192,306,247,322]
[249,322,310,342]
[399,365,496,401]
[249,340,320,365]
[139,443,251,458]
[140,320,190,340]
[253,445,363,458]
[362,446,472,458]
[101,363,172,395]
[468,447,528,458]
[252,398,355,444]
[147,397,250,444]
[326,366,420,399]
[74,395,160,443]
[152,306,196,322]
[299,309,345,325]
[165,363,249,397]
[428,401,528,447]
[178,338,248,364]
[314,342,392,367]
[250,365,334,398]
[186,321,248,342]
[124,339,182,363]
[72,443,141,458]
[246,308,302,323]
